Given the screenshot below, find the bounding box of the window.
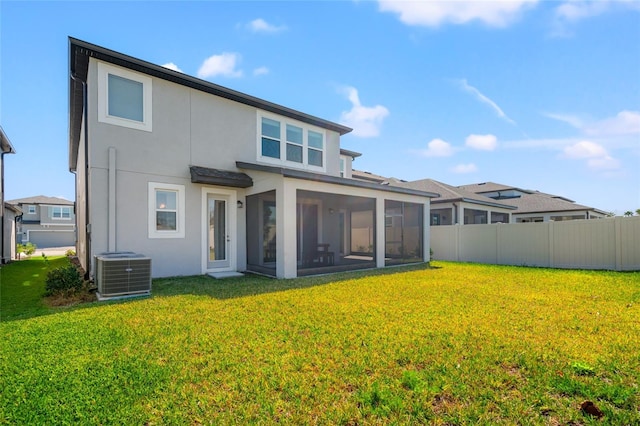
[261,117,280,159]
[258,113,326,170]
[148,182,185,238]
[52,206,71,219]
[27,205,36,215]
[98,62,152,132]
[286,124,303,163]
[308,130,323,167]
[340,157,345,177]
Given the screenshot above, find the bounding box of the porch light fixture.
[237,200,244,208]
[328,208,335,214]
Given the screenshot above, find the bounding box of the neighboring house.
[68,38,437,279]
[458,182,608,222]
[1,127,17,263]
[7,196,76,248]
[396,179,517,225]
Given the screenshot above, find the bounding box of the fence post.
[455,224,460,262]
[615,217,622,271]
[548,220,554,268]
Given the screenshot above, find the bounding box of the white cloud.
[465,134,498,151]
[339,86,389,138]
[542,112,584,129]
[552,1,640,36]
[456,79,516,125]
[247,18,287,33]
[378,0,538,28]
[563,140,621,171]
[585,110,640,137]
[197,53,243,79]
[563,140,608,159]
[253,66,269,76]
[451,163,478,174]
[162,62,183,73]
[419,138,456,157]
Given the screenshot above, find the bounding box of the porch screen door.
[207,195,230,269]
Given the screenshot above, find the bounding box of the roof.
[7,195,74,206]
[237,162,439,198]
[190,166,253,188]
[351,169,392,184]
[1,126,16,154]
[459,181,604,214]
[458,181,531,194]
[4,202,21,214]
[69,37,353,172]
[499,192,603,215]
[398,179,516,210]
[340,148,362,159]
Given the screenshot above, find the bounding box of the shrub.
[65,248,76,257]
[17,242,37,259]
[45,261,83,296]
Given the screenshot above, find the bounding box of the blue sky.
[1,1,639,214]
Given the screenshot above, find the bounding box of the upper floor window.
[98,62,152,132]
[258,113,325,171]
[52,206,71,219]
[27,205,36,215]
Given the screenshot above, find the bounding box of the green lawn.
[1,260,639,424]
[0,256,70,321]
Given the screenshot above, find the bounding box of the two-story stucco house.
[7,195,76,249]
[1,127,18,263]
[68,38,437,279]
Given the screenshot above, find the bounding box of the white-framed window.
[258,112,326,171]
[52,206,71,220]
[98,62,152,132]
[27,205,36,215]
[148,182,185,239]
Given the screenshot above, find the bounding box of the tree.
[636,209,640,216]
[623,211,634,217]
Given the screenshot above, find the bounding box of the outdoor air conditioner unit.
[95,252,151,299]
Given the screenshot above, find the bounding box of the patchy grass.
[1,261,639,424]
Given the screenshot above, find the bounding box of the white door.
[207,194,230,270]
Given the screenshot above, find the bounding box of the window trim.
[98,61,153,132]
[27,205,36,215]
[148,182,185,239]
[257,111,326,172]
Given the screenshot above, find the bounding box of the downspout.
[70,71,92,280]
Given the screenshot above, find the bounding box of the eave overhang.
[190,166,253,188]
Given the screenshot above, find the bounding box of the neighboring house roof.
[69,37,353,172]
[237,162,439,198]
[498,192,604,215]
[7,195,74,206]
[1,127,16,154]
[398,179,516,210]
[458,182,522,194]
[459,181,605,215]
[351,169,393,184]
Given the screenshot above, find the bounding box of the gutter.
[70,71,91,280]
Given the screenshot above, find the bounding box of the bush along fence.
[430,216,640,271]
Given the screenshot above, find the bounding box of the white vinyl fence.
[430,216,640,271]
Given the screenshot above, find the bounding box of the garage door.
[28,231,75,249]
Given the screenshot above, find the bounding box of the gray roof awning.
[190,166,253,188]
